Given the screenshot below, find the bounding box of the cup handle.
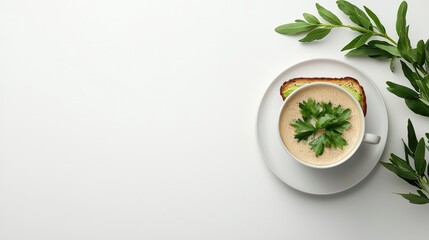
[363,133,380,144]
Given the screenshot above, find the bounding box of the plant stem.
[417,65,429,76]
[418,175,429,194]
[318,23,397,45]
[319,23,428,75]
[419,180,429,194]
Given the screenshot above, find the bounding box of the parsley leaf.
[291,98,352,156]
[316,113,336,128]
[309,134,326,156]
[299,98,319,120]
[325,130,348,149]
[290,119,316,141]
[326,120,351,132]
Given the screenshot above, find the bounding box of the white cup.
[278,82,380,169]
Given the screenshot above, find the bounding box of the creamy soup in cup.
[278,82,380,169]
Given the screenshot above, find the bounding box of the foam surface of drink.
[279,85,363,166]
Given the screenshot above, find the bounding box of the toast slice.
[280,77,367,115]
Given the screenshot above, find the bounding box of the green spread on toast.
[282,84,361,103]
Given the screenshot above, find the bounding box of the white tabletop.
[0,0,427,239]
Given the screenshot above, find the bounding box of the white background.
[0,0,427,239]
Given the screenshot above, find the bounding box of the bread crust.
[280,77,367,115]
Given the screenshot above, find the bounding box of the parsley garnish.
[291,98,351,157]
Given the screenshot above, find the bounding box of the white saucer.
[256,58,388,195]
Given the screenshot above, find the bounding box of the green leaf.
[328,123,347,134]
[364,40,396,59]
[367,40,390,47]
[370,54,394,60]
[364,6,386,34]
[390,153,415,173]
[315,113,336,128]
[299,27,332,42]
[417,190,428,199]
[336,0,359,24]
[345,45,387,57]
[309,134,326,157]
[405,98,429,117]
[303,13,320,24]
[425,39,429,68]
[427,155,429,176]
[390,57,396,72]
[396,1,408,36]
[390,154,408,167]
[341,33,373,51]
[400,139,421,188]
[400,61,420,91]
[291,119,316,141]
[337,0,371,29]
[397,26,412,62]
[386,81,419,99]
[325,130,347,149]
[354,8,372,30]
[416,40,426,66]
[414,138,427,176]
[375,44,401,57]
[275,22,316,35]
[415,77,429,101]
[316,3,342,25]
[409,48,419,63]
[337,108,351,121]
[299,98,319,119]
[380,162,419,181]
[327,121,351,133]
[403,140,412,163]
[341,35,364,51]
[400,178,421,188]
[420,83,429,101]
[413,65,424,79]
[294,131,315,141]
[398,193,429,204]
[407,119,418,153]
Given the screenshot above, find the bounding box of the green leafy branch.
[275,0,429,117]
[381,120,429,204]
